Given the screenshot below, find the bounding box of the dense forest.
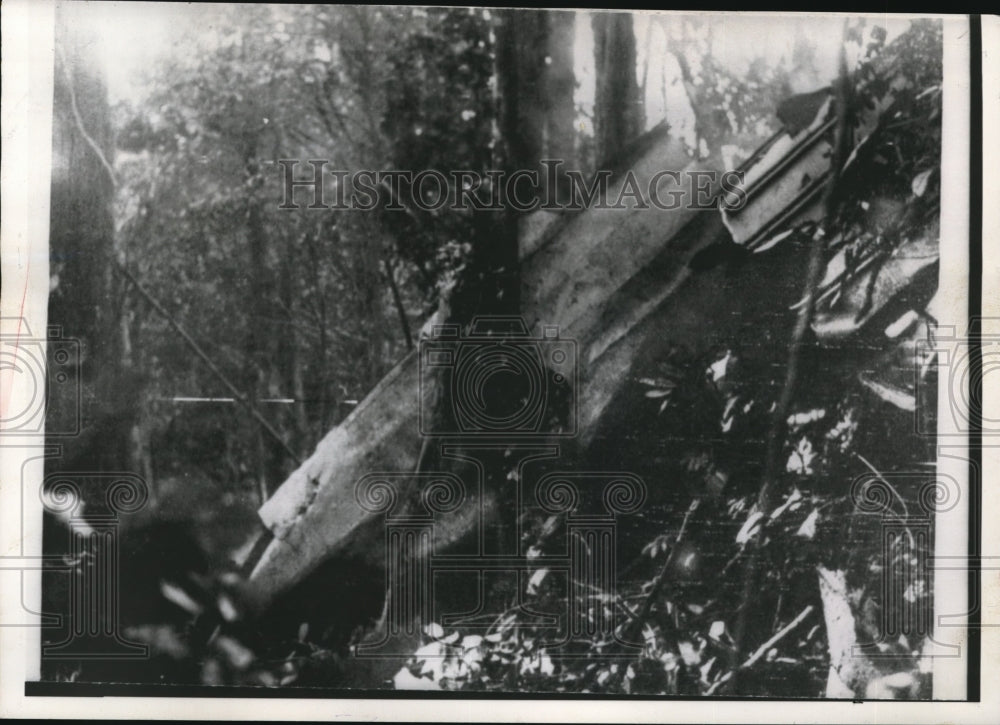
[40,5,946,698]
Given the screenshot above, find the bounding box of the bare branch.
[56,46,117,189]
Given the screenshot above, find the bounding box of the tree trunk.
[543,11,578,202]
[495,10,579,202]
[243,146,276,504]
[279,246,309,459]
[495,10,548,178]
[592,11,642,167]
[48,3,134,482]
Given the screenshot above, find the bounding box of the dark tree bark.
[495,10,548,178]
[48,4,138,482]
[545,12,577,165]
[592,12,643,167]
[243,145,283,504]
[544,10,579,203]
[495,9,579,205]
[278,244,309,459]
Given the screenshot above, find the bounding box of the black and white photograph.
[0,3,997,721]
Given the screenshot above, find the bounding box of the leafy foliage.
[113,5,496,493]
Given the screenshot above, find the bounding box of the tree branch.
[633,498,700,627]
[707,605,815,694]
[742,604,814,669]
[56,46,117,188]
[728,19,853,684]
[382,255,414,351]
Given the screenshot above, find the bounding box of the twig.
[382,256,414,351]
[854,453,910,519]
[634,498,700,624]
[706,605,815,695]
[741,604,814,670]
